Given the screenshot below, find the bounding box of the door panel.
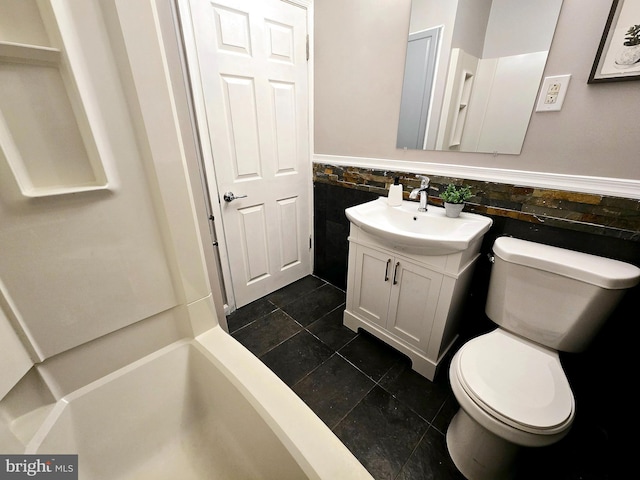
[182,0,311,308]
[397,27,441,150]
[276,196,300,268]
[271,81,297,173]
[222,75,262,179]
[237,203,269,282]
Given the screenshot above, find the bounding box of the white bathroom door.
[182,0,311,309]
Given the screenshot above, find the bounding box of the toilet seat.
[456,329,574,435]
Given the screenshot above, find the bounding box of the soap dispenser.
[387,177,403,206]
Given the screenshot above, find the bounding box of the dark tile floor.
[226,275,610,480]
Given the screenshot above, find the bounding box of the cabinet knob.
[393,262,400,285]
[384,259,391,281]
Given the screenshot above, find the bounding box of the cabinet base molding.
[343,310,457,381]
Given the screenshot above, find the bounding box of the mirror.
[397,0,563,154]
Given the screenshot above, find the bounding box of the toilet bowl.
[446,237,640,480]
[447,329,574,480]
[452,329,574,444]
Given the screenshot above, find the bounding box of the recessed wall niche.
[0,2,108,197]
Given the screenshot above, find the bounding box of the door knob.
[223,191,248,202]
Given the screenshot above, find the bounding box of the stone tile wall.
[313,163,640,242]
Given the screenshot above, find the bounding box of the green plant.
[440,184,472,204]
[624,25,640,46]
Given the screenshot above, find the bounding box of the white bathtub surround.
[1,1,370,478]
[2,308,371,478]
[0,293,33,402]
[17,328,371,479]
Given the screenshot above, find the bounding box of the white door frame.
[175,0,314,314]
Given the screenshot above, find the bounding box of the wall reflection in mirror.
[397,0,563,155]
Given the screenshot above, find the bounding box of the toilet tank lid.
[493,237,640,289]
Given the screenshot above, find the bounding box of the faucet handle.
[416,175,430,188]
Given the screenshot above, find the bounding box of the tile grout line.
[228,278,450,454]
[231,300,448,435]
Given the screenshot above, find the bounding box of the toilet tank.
[485,237,640,352]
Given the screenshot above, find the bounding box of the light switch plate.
[536,74,571,112]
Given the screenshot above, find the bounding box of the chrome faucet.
[409,176,430,212]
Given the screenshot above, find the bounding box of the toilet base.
[446,408,520,480]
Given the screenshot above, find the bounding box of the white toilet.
[446,236,640,480]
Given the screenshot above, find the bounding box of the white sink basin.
[345,197,493,255]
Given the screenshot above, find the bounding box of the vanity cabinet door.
[351,245,394,328]
[350,244,444,352]
[387,259,443,351]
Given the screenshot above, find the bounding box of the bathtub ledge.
[196,326,373,480]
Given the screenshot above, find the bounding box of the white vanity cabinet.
[344,223,483,380]
[350,244,443,352]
